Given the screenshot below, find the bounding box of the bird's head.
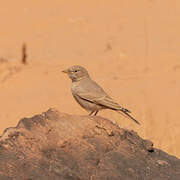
[62,65,90,82]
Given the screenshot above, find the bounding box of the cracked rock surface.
[0,109,180,180]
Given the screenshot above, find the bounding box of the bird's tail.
[121,108,131,113]
[118,108,140,125]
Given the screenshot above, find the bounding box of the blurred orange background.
[0,0,180,157]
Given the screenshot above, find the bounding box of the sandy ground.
[0,0,180,157]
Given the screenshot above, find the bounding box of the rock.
[0,108,179,180]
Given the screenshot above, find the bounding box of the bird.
[62,65,140,125]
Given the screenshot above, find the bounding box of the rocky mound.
[0,109,179,180]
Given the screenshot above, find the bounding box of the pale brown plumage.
[62,65,140,125]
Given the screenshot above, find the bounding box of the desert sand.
[0,0,180,157]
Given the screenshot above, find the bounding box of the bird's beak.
[62,69,69,74]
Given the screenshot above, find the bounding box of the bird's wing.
[73,79,125,110]
[75,89,123,110]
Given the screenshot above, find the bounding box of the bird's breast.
[71,82,79,91]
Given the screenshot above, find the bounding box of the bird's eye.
[74,70,78,72]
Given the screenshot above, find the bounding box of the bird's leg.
[94,110,99,116]
[89,111,95,116]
